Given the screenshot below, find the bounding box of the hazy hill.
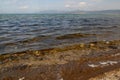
[39,10,120,14]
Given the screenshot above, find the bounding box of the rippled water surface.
[0,14,120,54]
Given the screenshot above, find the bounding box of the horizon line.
[0,9,120,14]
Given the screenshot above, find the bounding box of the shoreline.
[0,39,120,80]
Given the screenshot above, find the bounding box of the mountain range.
[38,10,120,14]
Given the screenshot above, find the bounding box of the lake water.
[0,14,120,54]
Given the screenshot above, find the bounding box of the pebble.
[108,46,118,49]
[19,77,25,80]
[34,51,41,56]
[80,43,85,48]
[106,41,110,44]
[90,43,95,47]
[14,47,18,49]
[0,61,3,64]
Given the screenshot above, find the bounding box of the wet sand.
[0,40,120,80]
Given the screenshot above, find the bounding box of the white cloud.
[65,4,71,8]
[3,0,18,4]
[19,6,29,10]
[79,2,86,5]
[91,0,103,2]
[79,2,87,7]
[65,1,88,9]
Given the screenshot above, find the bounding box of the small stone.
[90,43,95,47]
[19,77,25,80]
[108,46,118,49]
[80,43,85,48]
[106,41,110,44]
[14,47,17,49]
[0,61,3,64]
[35,51,39,54]
[34,51,41,56]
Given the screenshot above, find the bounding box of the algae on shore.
[0,40,120,65]
[56,33,98,40]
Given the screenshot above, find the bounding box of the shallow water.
[0,14,120,54]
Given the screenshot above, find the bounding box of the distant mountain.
[38,10,120,14]
[88,10,120,14]
[38,10,67,14]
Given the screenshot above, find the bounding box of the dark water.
[0,14,120,54]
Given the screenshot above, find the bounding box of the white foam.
[99,61,118,66]
[99,62,108,65]
[88,64,99,68]
[88,61,118,68]
[108,61,118,65]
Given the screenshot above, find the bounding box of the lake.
[0,14,120,54]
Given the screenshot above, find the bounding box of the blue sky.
[0,0,120,13]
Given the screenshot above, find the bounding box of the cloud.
[65,1,88,9]
[65,4,71,8]
[19,5,29,10]
[79,2,87,7]
[79,2,86,5]
[91,0,103,2]
[3,0,18,5]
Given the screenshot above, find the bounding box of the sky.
[0,0,120,13]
